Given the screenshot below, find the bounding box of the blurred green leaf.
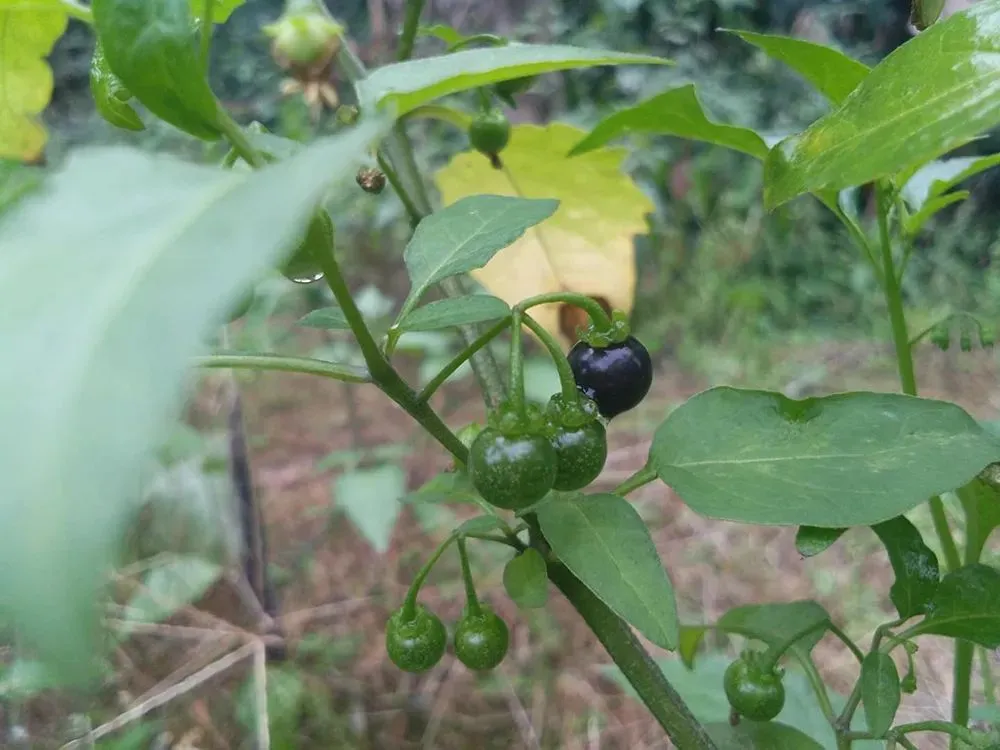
[717,601,830,660]
[537,493,679,649]
[458,515,504,534]
[298,305,350,330]
[706,721,825,750]
[202,0,245,23]
[0,120,384,682]
[795,526,846,558]
[726,30,869,105]
[650,387,1000,527]
[871,516,939,619]
[0,160,43,214]
[359,45,668,115]
[904,191,970,236]
[861,651,901,737]
[503,548,549,608]
[236,666,305,750]
[93,0,221,140]
[764,2,1000,207]
[334,464,406,554]
[570,85,767,159]
[121,556,222,629]
[89,41,144,132]
[958,478,1000,561]
[901,154,1000,210]
[396,295,510,333]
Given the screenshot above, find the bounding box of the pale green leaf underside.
[335,465,406,554]
[299,306,350,330]
[0,118,385,681]
[397,294,510,332]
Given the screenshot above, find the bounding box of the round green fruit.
[385,605,447,673]
[548,419,608,491]
[453,607,509,671]
[469,110,511,157]
[468,427,557,511]
[724,655,786,722]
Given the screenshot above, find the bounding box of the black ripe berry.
[567,336,652,420]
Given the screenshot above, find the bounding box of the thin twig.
[253,639,270,750]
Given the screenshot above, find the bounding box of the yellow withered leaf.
[435,122,652,349]
[0,0,68,161]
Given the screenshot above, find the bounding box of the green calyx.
[545,393,600,430]
[577,309,631,348]
[263,8,344,70]
[489,400,547,437]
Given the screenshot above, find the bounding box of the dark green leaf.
[706,721,826,750]
[871,516,939,619]
[359,44,668,115]
[298,305,349,330]
[121,556,222,630]
[397,295,510,333]
[958,478,1000,561]
[503,547,549,608]
[537,493,679,649]
[796,526,847,557]
[334,465,406,554]
[910,564,1000,647]
[92,0,221,140]
[717,601,830,660]
[400,195,557,317]
[569,85,767,159]
[0,120,385,682]
[89,41,144,132]
[764,3,1000,208]
[650,387,1000,527]
[457,515,504,534]
[726,30,869,105]
[861,651,901,737]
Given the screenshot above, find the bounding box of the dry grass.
[8,340,1000,750]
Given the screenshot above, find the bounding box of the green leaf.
[569,85,767,159]
[396,295,510,333]
[678,626,709,668]
[457,515,504,534]
[402,469,479,505]
[399,194,557,318]
[334,464,406,554]
[537,493,679,649]
[958,477,1000,561]
[417,23,469,47]
[861,651,901,737]
[358,44,668,115]
[909,564,1000,647]
[717,601,830,660]
[0,119,385,682]
[503,547,549,609]
[0,659,70,699]
[796,526,847,558]
[121,556,222,629]
[706,722,826,750]
[236,666,306,749]
[203,0,244,23]
[904,191,969,236]
[871,516,939,619]
[90,41,144,132]
[298,305,350,330]
[726,30,869,105]
[0,0,67,160]
[764,2,1000,208]
[650,387,1000,527]
[901,154,1000,210]
[92,0,222,140]
[0,160,43,214]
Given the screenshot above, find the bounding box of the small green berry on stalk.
[385,604,447,673]
[469,109,512,169]
[453,606,510,671]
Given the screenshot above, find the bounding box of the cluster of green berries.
[468,334,653,513]
[385,603,510,673]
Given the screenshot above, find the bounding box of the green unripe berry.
[453,607,509,671]
[469,110,511,158]
[385,605,447,673]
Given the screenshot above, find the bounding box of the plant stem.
[547,564,718,749]
[62,0,92,23]
[376,151,422,225]
[515,292,614,331]
[396,0,426,61]
[761,619,830,672]
[612,464,657,496]
[457,537,481,613]
[402,534,456,619]
[890,721,978,746]
[508,309,527,418]
[195,353,371,383]
[216,112,267,168]
[828,622,866,664]
[417,317,511,403]
[520,312,579,402]
[200,0,214,68]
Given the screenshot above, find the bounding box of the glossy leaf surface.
[537,494,679,649]
[651,387,1000,526]
[569,84,767,159]
[871,516,939,619]
[717,600,830,659]
[396,295,510,333]
[90,41,144,132]
[92,0,222,140]
[910,564,1000,647]
[764,2,1000,208]
[727,30,869,105]
[0,120,384,681]
[359,44,667,115]
[796,526,847,558]
[0,0,67,160]
[861,651,901,737]
[400,194,557,318]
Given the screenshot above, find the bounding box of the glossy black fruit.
[567,336,653,420]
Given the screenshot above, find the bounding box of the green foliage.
[334,464,406,554]
[870,516,940,619]
[89,41,144,132]
[119,555,222,629]
[861,651,901,737]
[908,564,1000,647]
[503,548,549,609]
[706,722,825,750]
[536,493,679,649]
[397,295,511,333]
[92,0,222,140]
[716,601,830,661]
[650,387,1000,526]
[795,527,847,558]
[0,120,384,680]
